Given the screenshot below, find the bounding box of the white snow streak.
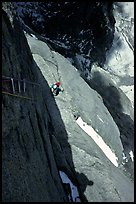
[76,117,119,167]
[129,150,134,162]
[97,115,104,123]
[31,34,38,39]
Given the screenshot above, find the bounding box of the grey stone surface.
[2,2,134,202]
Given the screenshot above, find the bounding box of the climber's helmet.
[56,82,60,87]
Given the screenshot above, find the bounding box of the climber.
[50,81,64,96]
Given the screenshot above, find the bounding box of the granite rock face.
[2,3,68,202]
[2,2,134,202]
[104,2,134,106]
[80,2,134,178]
[15,2,134,105]
[15,2,115,68]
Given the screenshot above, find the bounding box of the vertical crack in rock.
[2,2,134,202]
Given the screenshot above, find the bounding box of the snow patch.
[129,150,134,162]
[76,117,119,167]
[122,150,134,165]
[59,171,81,202]
[30,34,38,40]
[122,152,128,163]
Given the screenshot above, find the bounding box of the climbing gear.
[18,79,21,93]
[23,79,26,93]
[11,78,15,93]
[50,82,64,96]
[56,81,60,86]
[52,84,57,89]
[2,76,41,101]
[2,91,34,100]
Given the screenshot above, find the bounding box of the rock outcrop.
[2,3,68,202]
[104,2,134,107]
[2,2,134,202]
[15,2,115,68]
[15,2,134,106]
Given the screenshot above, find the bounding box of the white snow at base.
[122,150,134,164]
[59,171,81,202]
[76,117,119,167]
[129,150,134,162]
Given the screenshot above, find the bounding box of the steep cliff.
[15,2,115,68]
[2,2,134,202]
[2,3,69,202]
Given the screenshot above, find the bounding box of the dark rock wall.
[2,2,134,202]
[15,2,115,68]
[2,3,69,202]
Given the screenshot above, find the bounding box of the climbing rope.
[2,76,41,101]
[2,91,34,100]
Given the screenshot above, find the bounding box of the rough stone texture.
[15,2,115,68]
[104,2,134,107]
[2,3,68,202]
[79,2,134,180]
[15,2,134,106]
[2,2,134,202]
[82,64,134,180]
[26,32,134,201]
